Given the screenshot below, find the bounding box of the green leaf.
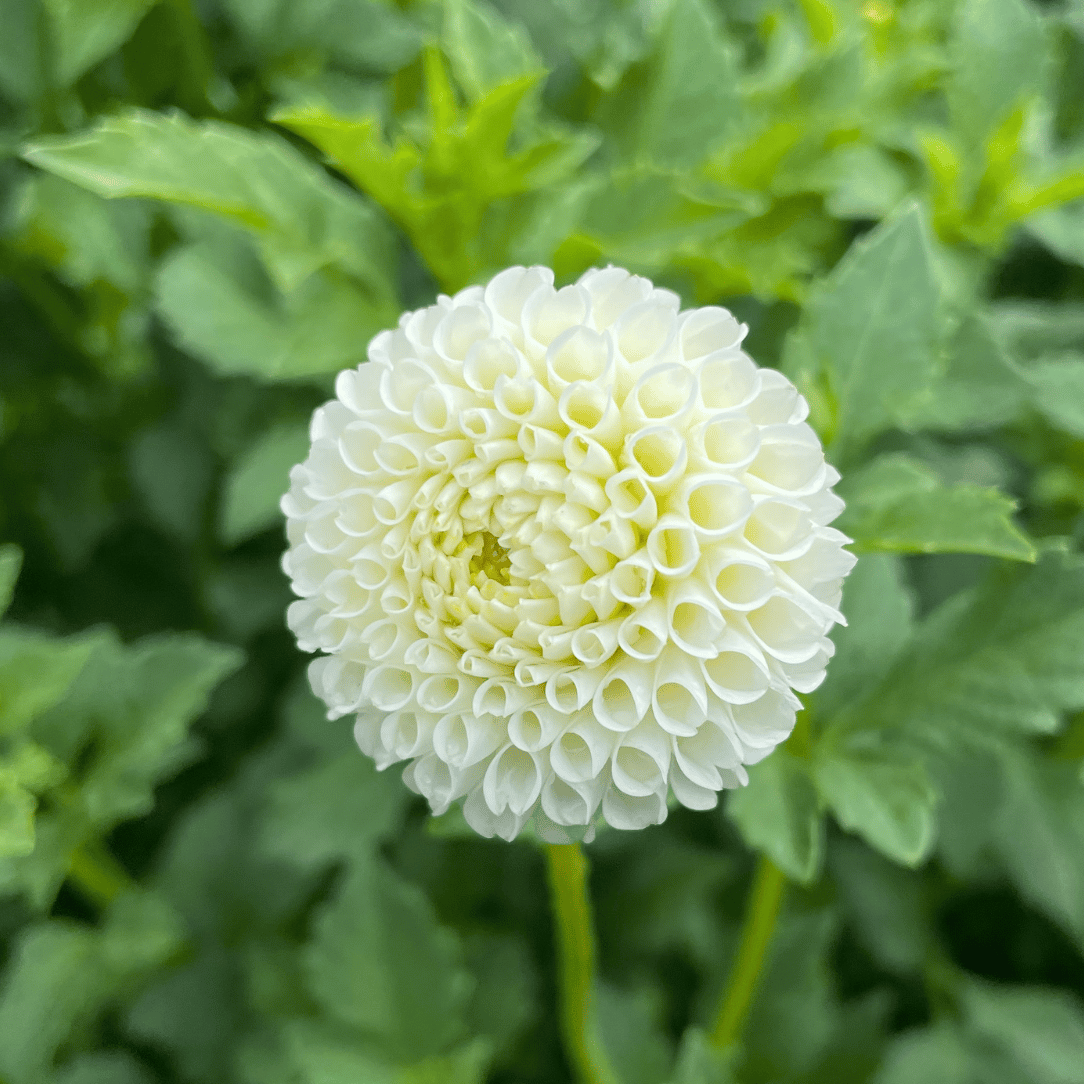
[603,0,738,169]
[668,1029,737,1084]
[815,555,914,721]
[814,743,937,866]
[43,0,158,87]
[53,1051,158,1084]
[154,241,389,380]
[784,205,943,464]
[992,750,1084,947]
[961,978,1084,1084]
[873,1025,983,1084]
[948,0,1047,145]
[911,312,1028,432]
[220,421,310,545]
[727,750,823,883]
[992,300,1084,359]
[442,0,542,102]
[0,545,22,620]
[303,859,473,1060]
[251,1022,492,1084]
[0,628,98,736]
[597,982,673,1084]
[34,634,243,827]
[838,454,1035,561]
[0,890,183,1084]
[0,0,43,102]
[0,743,66,859]
[23,110,396,298]
[1026,355,1084,439]
[829,837,928,975]
[258,752,409,873]
[832,547,1084,741]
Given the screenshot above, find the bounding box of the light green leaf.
[606,0,738,169]
[0,545,22,619]
[221,422,310,545]
[1028,203,1084,269]
[154,241,386,380]
[961,978,1084,1084]
[948,0,1047,144]
[991,300,1084,359]
[839,454,1035,561]
[784,205,943,464]
[814,744,937,866]
[303,859,472,1060]
[0,743,66,859]
[43,0,157,87]
[0,628,98,736]
[24,110,396,298]
[442,0,542,102]
[1027,355,1084,439]
[727,750,823,883]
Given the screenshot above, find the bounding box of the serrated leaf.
[0,890,183,1084]
[814,744,937,866]
[727,750,823,883]
[0,545,22,620]
[839,454,1035,561]
[23,110,395,298]
[0,743,66,859]
[43,0,157,87]
[1026,355,1084,439]
[785,206,943,464]
[0,628,98,736]
[303,860,472,1061]
[220,422,310,545]
[832,547,1084,741]
[33,634,243,827]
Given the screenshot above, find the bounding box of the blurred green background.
[4,0,1084,1082]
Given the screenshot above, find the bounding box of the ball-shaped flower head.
[282,266,855,841]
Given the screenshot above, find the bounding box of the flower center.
[469,530,511,587]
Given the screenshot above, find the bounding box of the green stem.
[709,855,787,1050]
[545,843,620,1084]
[67,841,135,908]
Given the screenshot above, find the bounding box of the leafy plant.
[2,0,1084,1082]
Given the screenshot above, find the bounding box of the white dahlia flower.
[282,266,854,841]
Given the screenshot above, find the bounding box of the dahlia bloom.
[282,266,854,840]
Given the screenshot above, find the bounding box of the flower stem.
[67,841,135,908]
[709,854,787,1050]
[545,843,620,1084]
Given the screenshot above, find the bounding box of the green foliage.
[4,0,1084,1081]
